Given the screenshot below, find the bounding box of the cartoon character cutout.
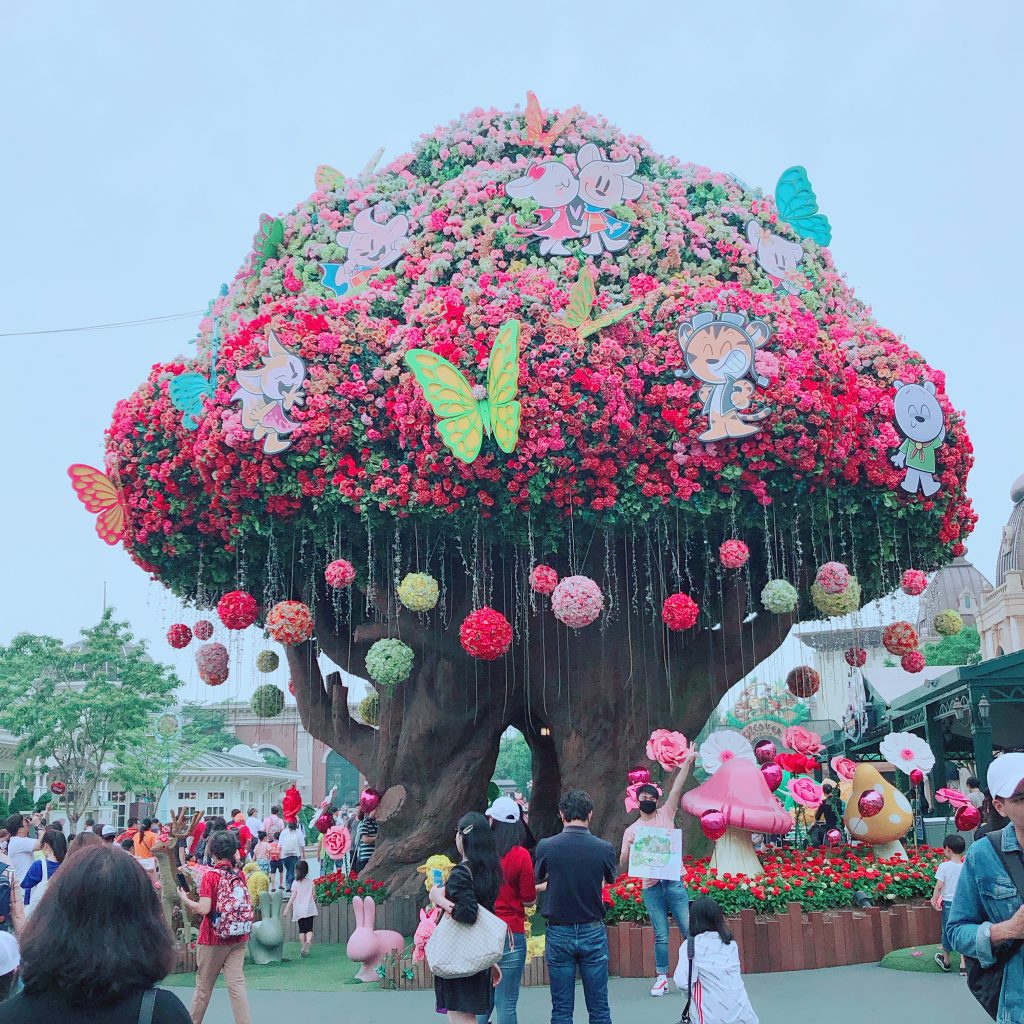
[320,206,410,297]
[746,222,806,296]
[506,160,584,256]
[891,379,945,496]
[575,143,644,254]
[677,311,772,442]
[232,330,307,455]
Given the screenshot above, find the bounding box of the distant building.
[917,554,991,644]
[978,473,1024,658]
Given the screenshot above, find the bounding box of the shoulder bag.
[425,867,510,979]
[964,829,1024,1021]
[678,936,695,1024]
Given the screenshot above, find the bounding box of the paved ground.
[174,962,990,1024]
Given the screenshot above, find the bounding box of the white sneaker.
[650,975,669,997]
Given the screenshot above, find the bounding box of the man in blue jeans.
[535,790,617,1024]
[619,747,696,996]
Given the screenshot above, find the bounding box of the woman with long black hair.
[429,811,503,1024]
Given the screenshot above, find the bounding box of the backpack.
[0,865,12,930]
[210,866,255,940]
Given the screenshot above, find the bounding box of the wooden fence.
[281,894,419,945]
[384,951,550,990]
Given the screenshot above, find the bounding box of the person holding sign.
[620,747,697,997]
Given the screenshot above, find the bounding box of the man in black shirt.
[535,789,616,1024]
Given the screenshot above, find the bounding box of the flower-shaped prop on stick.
[934,787,970,809]
[646,729,690,769]
[698,730,757,774]
[782,725,824,757]
[830,756,857,781]
[879,731,935,777]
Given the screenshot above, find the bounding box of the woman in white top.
[283,860,318,957]
[277,820,305,892]
[674,896,758,1024]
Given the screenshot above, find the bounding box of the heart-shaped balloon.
[954,804,981,832]
[857,790,885,818]
[754,740,777,765]
[909,768,924,786]
[761,763,783,792]
[323,825,351,859]
[627,765,652,786]
[826,828,844,845]
[700,809,728,842]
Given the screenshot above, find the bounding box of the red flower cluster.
[266,601,314,645]
[460,606,513,660]
[314,869,389,907]
[844,647,867,667]
[662,592,699,631]
[193,620,214,640]
[786,666,820,698]
[217,589,259,630]
[882,621,919,656]
[719,540,749,569]
[529,564,559,595]
[775,752,819,774]
[901,569,928,596]
[166,623,192,649]
[325,558,356,588]
[901,650,926,673]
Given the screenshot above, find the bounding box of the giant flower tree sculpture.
[96,99,974,895]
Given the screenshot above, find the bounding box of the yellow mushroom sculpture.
[844,764,914,860]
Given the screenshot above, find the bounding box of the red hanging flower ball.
[844,647,867,668]
[719,539,749,570]
[901,650,926,673]
[217,590,259,630]
[459,607,513,660]
[662,592,699,631]
[49,781,67,796]
[325,559,356,589]
[529,564,559,595]
[166,623,193,649]
[901,569,928,597]
[266,601,314,646]
[193,619,214,641]
[195,642,229,686]
[786,665,820,699]
[882,621,919,656]
[815,561,850,595]
[288,679,296,696]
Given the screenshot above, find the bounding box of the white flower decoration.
[698,730,757,775]
[878,731,936,775]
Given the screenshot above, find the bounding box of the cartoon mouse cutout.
[232,330,307,455]
[575,143,643,254]
[891,379,945,496]
[506,160,584,256]
[320,206,410,297]
[677,311,772,442]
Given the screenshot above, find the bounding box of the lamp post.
[971,691,994,783]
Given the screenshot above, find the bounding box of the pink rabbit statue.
[413,906,441,962]
[346,895,405,982]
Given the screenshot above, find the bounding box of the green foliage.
[113,727,203,805]
[0,609,179,826]
[180,703,238,752]
[493,731,532,795]
[9,785,33,815]
[34,793,51,811]
[0,795,8,821]
[261,750,290,769]
[923,626,981,666]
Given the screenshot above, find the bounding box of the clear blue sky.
[1,2,1018,704]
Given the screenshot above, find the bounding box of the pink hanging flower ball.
[166,623,192,649]
[815,561,850,595]
[266,601,314,646]
[193,619,214,641]
[195,642,229,686]
[901,650,926,673]
[662,592,699,631]
[551,575,604,629]
[217,590,259,630]
[325,559,356,589]
[529,564,559,595]
[901,569,928,596]
[459,607,513,660]
[719,540,749,570]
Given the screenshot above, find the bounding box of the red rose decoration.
[266,601,314,645]
[900,569,928,596]
[719,539,749,569]
[844,647,867,668]
[529,564,559,595]
[662,592,699,631]
[217,590,259,630]
[193,619,214,641]
[786,665,820,698]
[167,623,193,649]
[325,559,356,588]
[882,621,919,656]
[460,607,513,660]
[901,650,925,673]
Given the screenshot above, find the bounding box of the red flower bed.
[314,869,390,906]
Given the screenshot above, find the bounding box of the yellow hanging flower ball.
[397,572,440,612]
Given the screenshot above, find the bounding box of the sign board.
[628,826,682,882]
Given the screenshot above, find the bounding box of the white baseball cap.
[988,752,1024,799]
[102,824,118,838]
[485,796,522,823]
[0,931,20,975]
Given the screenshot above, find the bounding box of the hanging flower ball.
[786,666,820,699]
[167,623,193,649]
[251,684,285,718]
[256,649,280,673]
[934,609,964,637]
[662,593,699,631]
[288,679,295,696]
[901,569,928,596]
[366,638,415,690]
[811,577,861,617]
[266,601,314,646]
[882,621,919,656]
[217,590,259,630]
[460,607,513,660]
[529,564,559,595]
[718,540,749,570]
[815,561,850,595]
[325,559,356,589]
[49,781,67,796]
[397,572,440,612]
[358,692,380,727]
[193,619,214,641]
[901,650,926,673]
[760,579,797,614]
[844,647,868,668]
[551,575,604,629]
[195,642,229,686]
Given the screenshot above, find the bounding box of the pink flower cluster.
[529,564,559,595]
[815,561,850,595]
[551,575,603,628]
[325,558,356,588]
[901,569,928,596]
[719,540,749,570]
[882,621,919,656]
[195,642,229,686]
[167,623,192,649]
[266,601,314,645]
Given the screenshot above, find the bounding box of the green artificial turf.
[880,944,950,973]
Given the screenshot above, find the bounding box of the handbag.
[964,829,1024,1021]
[24,859,53,919]
[425,868,510,979]
[678,936,695,1024]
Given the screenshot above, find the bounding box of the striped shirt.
[355,817,378,865]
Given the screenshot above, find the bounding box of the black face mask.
[638,800,658,814]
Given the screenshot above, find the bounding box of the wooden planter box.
[384,952,550,990]
[174,946,197,975]
[282,894,419,945]
[607,901,941,976]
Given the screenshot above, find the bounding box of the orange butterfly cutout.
[523,91,575,149]
[67,464,126,546]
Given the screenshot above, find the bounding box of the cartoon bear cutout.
[575,143,644,254]
[677,311,772,442]
[891,379,945,496]
[232,330,307,455]
[320,206,410,297]
[745,221,805,296]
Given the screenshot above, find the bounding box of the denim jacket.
[947,827,1023,1024]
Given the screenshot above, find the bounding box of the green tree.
[180,703,238,753]
[0,610,179,830]
[493,732,533,795]
[923,626,982,667]
[9,785,32,816]
[261,750,290,770]
[113,727,203,807]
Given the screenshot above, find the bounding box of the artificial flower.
[551,576,603,628]
[901,569,928,596]
[699,730,756,775]
[815,562,850,595]
[646,729,689,770]
[787,777,824,808]
[934,788,970,809]
[783,725,824,757]
[879,731,935,775]
[830,756,857,781]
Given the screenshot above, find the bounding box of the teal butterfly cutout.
[774,166,832,246]
[169,285,228,431]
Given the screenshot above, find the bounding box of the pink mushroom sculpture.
[682,758,792,877]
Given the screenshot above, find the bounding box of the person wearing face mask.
[619,746,698,998]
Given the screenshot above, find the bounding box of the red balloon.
[700,809,728,842]
[857,790,885,818]
[826,828,844,845]
[754,740,777,765]
[49,781,66,796]
[909,768,924,786]
[627,765,652,786]
[761,763,783,792]
[954,804,981,832]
